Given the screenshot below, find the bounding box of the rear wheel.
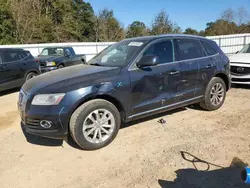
[70,99,121,150]
[25,72,37,81]
[200,77,226,111]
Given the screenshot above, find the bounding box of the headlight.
[46,61,56,66]
[31,93,65,105]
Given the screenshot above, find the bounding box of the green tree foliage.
[0,0,17,44]
[183,28,199,35]
[126,21,149,38]
[96,9,125,42]
[151,10,181,35]
[0,2,249,44]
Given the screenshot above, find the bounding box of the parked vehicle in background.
[230,44,250,84]
[36,47,86,73]
[19,34,230,150]
[0,48,40,92]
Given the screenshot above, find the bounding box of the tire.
[25,72,37,81]
[58,64,64,69]
[200,77,226,111]
[70,99,121,150]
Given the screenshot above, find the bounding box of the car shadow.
[21,123,63,147]
[121,107,187,129]
[0,87,20,97]
[158,151,248,188]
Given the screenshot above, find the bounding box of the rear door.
[174,38,206,101]
[129,39,181,115]
[0,50,23,89]
[196,40,218,96]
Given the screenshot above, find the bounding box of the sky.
[86,0,250,31]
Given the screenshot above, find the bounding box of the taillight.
[35,59,39,63]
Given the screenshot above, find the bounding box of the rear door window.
[175,39,205,61]
[143,40,173,64]
[200,41,218,56]
[1,51,21,63]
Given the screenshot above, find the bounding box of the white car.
[230,44,250,84]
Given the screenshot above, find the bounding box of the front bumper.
[231,74,250,84]
[230,63,250,84]
[21,122,67,139]
[18,90,69,139]
[40,66,58,73]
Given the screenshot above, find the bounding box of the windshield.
[40,48,64,56]
[88,40,147,67]
[239,44,250,53]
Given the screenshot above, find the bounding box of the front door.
[174,38,205,101]
[129,39,181,116]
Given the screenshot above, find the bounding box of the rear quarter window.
[200,41,218,56]
[19,51,31,60]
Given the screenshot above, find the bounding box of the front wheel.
[58,64,64,69]
[200,77,226,111]
[69,99,121,150]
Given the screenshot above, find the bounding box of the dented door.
[129,39,181,115]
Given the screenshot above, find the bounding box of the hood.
[22,64,120,94]
[36,55,65,63]
[229,53,250,64]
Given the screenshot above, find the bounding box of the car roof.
[0,48,24,51]
[123,34,207,42]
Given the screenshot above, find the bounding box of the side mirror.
[236,51,239,54]
[136,55,159,68]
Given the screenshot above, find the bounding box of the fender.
[65,82,126,120]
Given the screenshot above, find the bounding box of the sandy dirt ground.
[0,86,250,188]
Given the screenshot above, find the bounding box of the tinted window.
[2,51,21,63]
[175,39,205,61]
[65,49,71,56]
[19,51,30,59]
[68,48,75,55]
[143,40,173,64]
[201,41,217,56]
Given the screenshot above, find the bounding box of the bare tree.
[221,8,235,22]
[237,6,249,25]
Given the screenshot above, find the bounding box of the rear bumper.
[40,66,58,73]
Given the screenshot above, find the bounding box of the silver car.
[230,44,250,85]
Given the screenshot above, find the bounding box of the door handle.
[170,70,180,75]
[206,64,214,68]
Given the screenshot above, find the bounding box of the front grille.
[232,78,250,82]
[231,66,250,75]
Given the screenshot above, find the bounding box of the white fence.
[0,33,250,60]
[206,33,250,55]
[0,42,115,61]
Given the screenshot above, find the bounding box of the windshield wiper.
[89,62,103,66]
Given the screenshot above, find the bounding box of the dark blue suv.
[18,34,230,150]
